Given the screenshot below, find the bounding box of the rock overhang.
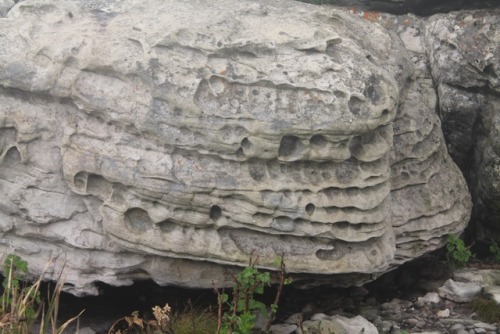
[0,0,471,295]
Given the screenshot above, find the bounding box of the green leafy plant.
[0,254,41,332]
[215,254,292,334]
[446,234,472,269]
[217,258,270,334]
[107,254,292,334]
[0,254,83,334]
[489,240,500,262]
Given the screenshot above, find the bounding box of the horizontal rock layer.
[424,9,500,241]
[0,0,471,294]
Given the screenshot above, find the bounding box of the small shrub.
[217,260,271,334]
[215,254,292,334]
[0,255,83,334]
[0,254,42,333]
[171,304,218,334]
[108,255,292,334]
[489,240,500,262]
[446,234,472,269]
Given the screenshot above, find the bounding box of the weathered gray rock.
[436,308,451,318]
[0,0,471,294]
[423,9,500,241]
[359,10,473,267]
[483,285,500,304]
[300,314,378,334]
[342,4,500,244]
[453,269,500,305]
[417,292,441,305]
[453,268,500,286]
[269,324,297,334]
[438,279,482,303]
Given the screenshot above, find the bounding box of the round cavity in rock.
[86,174,109,195]
[4,146,21,163]
[235,147,245,158]
[305,203,316,216]
[348,96,363,116]
[270,216,294,232]
[315,248,344,261]
[208,76,227,94]
[159,220,176,233]
[335,162,357,184]
[73,171,88,190]
[248,162,265,182]
[278,135,302,158]
[241,137,252,150]
[310,134,327,147]
[124,208,154,232]
[334,90,346,99]
[209,205,222,221]
[335,221,349,230]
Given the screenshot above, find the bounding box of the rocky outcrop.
[379,12,472,267]
[423,10,500,241]
[344,4,500,247]
[0,0,471,295]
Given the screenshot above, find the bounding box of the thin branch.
[265,253,287,332]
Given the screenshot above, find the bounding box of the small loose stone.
[473,322,497,331]
[437,308,451,318]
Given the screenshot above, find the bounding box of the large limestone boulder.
[0,0,470,295]
[423,9,500,240]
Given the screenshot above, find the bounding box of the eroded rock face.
[349,10,474,267]
[423,9,500,240]
[0,0,471,295]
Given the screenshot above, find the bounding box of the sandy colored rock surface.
[0,0,471,294]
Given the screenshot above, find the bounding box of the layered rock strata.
[344,4,500,255]
[424,10,500,241]
[0,0,471,294]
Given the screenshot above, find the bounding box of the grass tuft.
[471,297,500,323]
[171,304,218,334]
[0,254,83,334]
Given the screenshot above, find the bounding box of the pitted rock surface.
[423,9,500,241]
[0,0,470,295]
[342,9,476,266]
